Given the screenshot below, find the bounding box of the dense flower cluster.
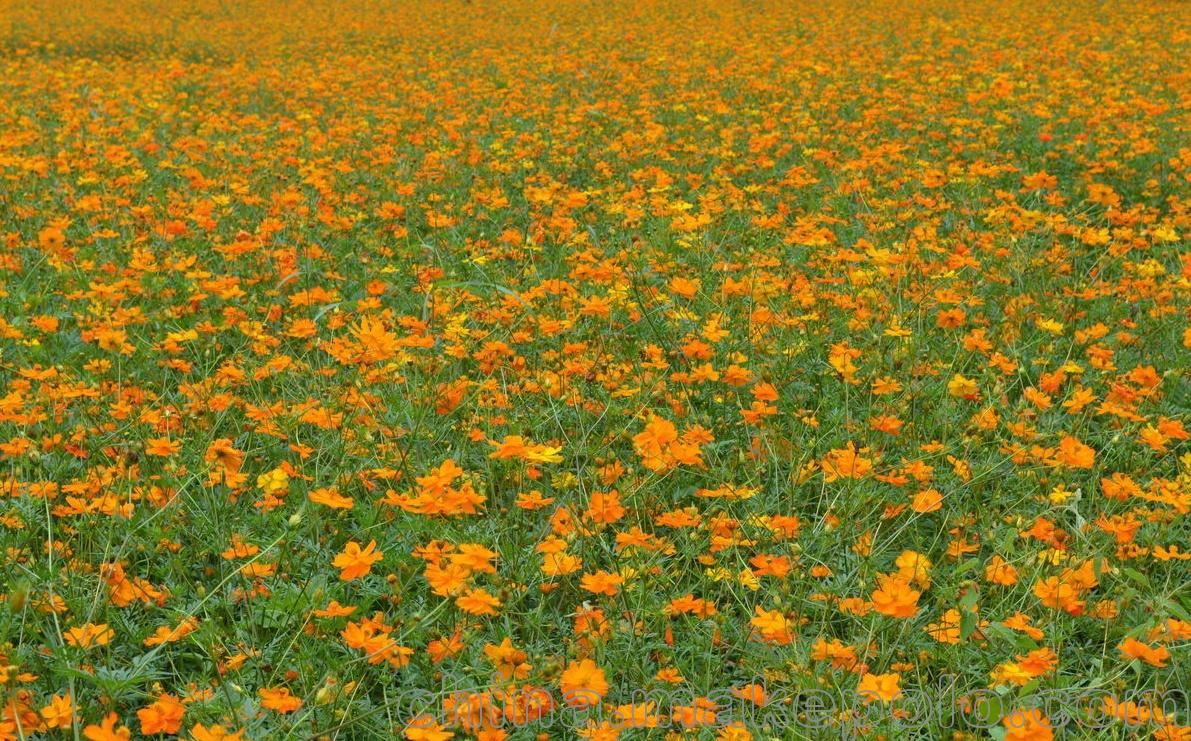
[0,0,1187,738]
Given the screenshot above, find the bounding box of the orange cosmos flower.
[308,486,354,509]
[312,600,357,618]
[404,717,455,741]
[821,445,873,482]
[488,434,530,459]
[40,694,76,730]
[144,437,181,457]
[83,713,131,741]
[857,672,902,704]
[585,489,626,524]
[138,695,185,735]
[910,488,943,513]
[632,416,678,470]
[259,687,302,713]
[560,659,609,707]
[750,606,794,645]
[449,543,498,573]
[1057,435,1095,468]
[870,574,921,618]
[65,623,115,649]
[1033,577,1084,615]
[37,225,66,252]
[143,618,199,647]
[204,438,244,473]
[580,569,624,596]
[1001,708,1054,741]
[985,555,1019,586]
[1118,637,1170,667]
[332,540,384,580]
[515,490,555,510]
[190,724,246,741]
[455,588,501,616]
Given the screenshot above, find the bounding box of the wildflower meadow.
[0,0,1188,739]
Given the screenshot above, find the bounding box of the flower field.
[0,0,1189,738]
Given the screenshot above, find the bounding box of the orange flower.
[542,550,582,577]
[871,574,920,618]
[585,489,626,524]
[259,687,302,713]
[65,623,114,649]
[204,438,244,473]
[633,417,677,454]
[138,695,185,735]
[895,550,932,588]
[857,673,901,704]
[1016,647,1058,677]
[143,618,199,646]
[404,717,455,741]
[821,445,873,482]
[455,587,501,616]
[488,434,530,459]
[812,637,860,669]
[83,713,131,741]
[40,694,76,730]
[750,606,794,645]
[144,437,181,457]
[37,225,66,252]
[449,543,498,573]
[580,569,623,596]
[332,540,384,580]
[1118,637,1170,667]
[1056,435,1095,468]
[424,561,471,596]
[312,600,357,618]
[985,555,1019,586]
[348,315,401,364]
[515,490,555,510]
[910,488,943,513]
[309,487,354,509]
[731,683,767,706]
[1033,577,1084,615]
[632,416,702,471]
[560,659,609,707]
[190,724,246,741]
[1002,708,1054,741]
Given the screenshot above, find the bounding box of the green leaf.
[1122,568,1151,589]
[960,608,978,641]
[972,693,1006,727]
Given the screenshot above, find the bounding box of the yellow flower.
[947,374,979,399]
[256,467,290,494]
